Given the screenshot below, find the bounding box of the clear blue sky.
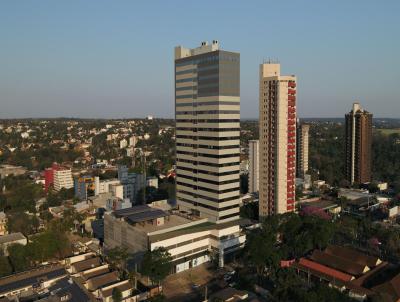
[1,0,399,119]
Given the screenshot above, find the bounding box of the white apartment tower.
[175,41,241,223]
[259,63,297,216]
[296,121,310,178]
[53,168,74,191]
[248,140,259,193]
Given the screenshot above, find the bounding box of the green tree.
[245,216,281,279]
[6,212,39,235]
[0,256,12,277]
[140,248,172,285]
[107,247,129,271]
[240,202,258,220]
[8,244,31,272]
[136,186,168,204]
[29,229,70,262]
[112,287,122,302]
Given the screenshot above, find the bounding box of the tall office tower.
[248,140,259,193]
[175,41,240,223]
[345,102,373,185]
[296,121,310,178]
[259,63,296,217]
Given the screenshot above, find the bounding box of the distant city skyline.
[1,1,399,119]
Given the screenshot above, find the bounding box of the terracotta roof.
[101,280,132,298]
[71,257,101,273]
[344,282,375,297]
[325,245,381,268]
[310,249,369,276]
[372,273,400,302]
[81,266,109,281]
[87,271,119,291]
[297,258,354,282]
[351,261,388,287]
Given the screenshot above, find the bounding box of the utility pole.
[142,148,146,204]
[134,263,138,289]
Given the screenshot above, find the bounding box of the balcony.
[287,204,295,211]
[288,89,296,95]
[288,82,296,88]
[288,95,296,101]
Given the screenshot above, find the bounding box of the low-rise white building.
[0,212,7,236]
[94,177,121,195]
[105,197,131,211]
[110,184,124,200]
[0,164,27,178]
[120,139,128,149]
[377,182,388,191]
[126,147,135,157]
[146,177,158,189]
[104,202,246,273]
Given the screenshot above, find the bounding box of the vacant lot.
[163,264,228,302]
[376,128,400,135]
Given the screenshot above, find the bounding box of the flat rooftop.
[149,218,242,243]
[299,199,339,210]
[114,205,167,219]
[339,189,373,200]
[0,232,26,244]
[137,213,193,234]
[113,205,201,234]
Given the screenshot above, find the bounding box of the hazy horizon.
[1,116,400,121]
[1,1,399,119]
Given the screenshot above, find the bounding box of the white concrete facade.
[259,63,296,216]
[53,168,73,191]
[94,177,121,195]
[296,122,310,178]
[248,140,259,193]
[175,41,241,224]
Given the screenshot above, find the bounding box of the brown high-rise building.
[345,102,373,185]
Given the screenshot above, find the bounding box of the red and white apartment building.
[259,62,297,216]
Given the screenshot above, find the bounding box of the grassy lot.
[376,128,400,135]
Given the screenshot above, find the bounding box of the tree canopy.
[112,287,122,302]
[140,247,172,285]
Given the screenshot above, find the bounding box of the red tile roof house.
[291,245,396,301]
